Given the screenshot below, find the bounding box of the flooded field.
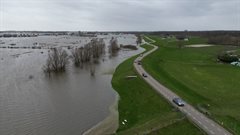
[0,34,144,135]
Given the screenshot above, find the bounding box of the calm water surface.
[0,34,144,135]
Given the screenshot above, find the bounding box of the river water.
[0,34,143,135]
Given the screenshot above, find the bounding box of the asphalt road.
[133,37,232,135]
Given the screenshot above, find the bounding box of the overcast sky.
[0,0,239,31]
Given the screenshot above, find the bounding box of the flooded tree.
[91,38,105,59]
[72,47,84,67]
[43,48,69,74]
[108,37,119,56]
[71,38,106,68]
[84,43,93,62]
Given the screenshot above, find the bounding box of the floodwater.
[0,34,144,135]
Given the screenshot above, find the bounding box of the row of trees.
[72,38,106,67]
[208,35,240,46]
[147,31,240,46]
[43,37,120,76]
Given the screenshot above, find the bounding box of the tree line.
[147,31,240,46]
[43,37,120,76]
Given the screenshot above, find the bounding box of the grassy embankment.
[143,35,240,134]
[112,44,203,135]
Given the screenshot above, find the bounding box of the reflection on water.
[0,34,144,135]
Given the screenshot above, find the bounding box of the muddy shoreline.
[83,94,119,135]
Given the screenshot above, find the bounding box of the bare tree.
[109,37,119,57]
[72,47,83,67]
[71,38,106,70]
[90,38,105,59]
[43,48,69,74]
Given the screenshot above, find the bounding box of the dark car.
[137,60,141,65]
[172,98,185,106]
[142,73,147,77]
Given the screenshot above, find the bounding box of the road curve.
[133,36,232,135]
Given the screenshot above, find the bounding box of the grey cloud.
[0,0,239,31]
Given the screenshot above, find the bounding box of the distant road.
[133,36,232,135]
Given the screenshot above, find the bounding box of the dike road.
[133,37,232,135]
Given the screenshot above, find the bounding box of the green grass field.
[143,36,240,134]
[112,44,203,135]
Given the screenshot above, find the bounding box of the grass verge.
[112,44,203,134]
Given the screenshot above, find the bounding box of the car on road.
[172,98,185,106]
[142,73,147,77]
